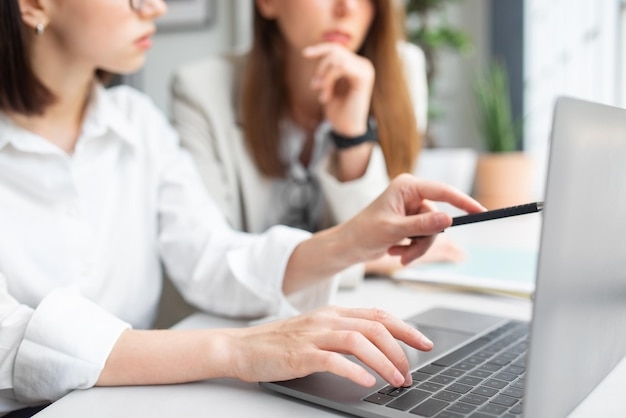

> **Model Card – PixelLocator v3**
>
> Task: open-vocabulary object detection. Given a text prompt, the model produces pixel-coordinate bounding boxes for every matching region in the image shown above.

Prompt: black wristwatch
[329,120,378,150]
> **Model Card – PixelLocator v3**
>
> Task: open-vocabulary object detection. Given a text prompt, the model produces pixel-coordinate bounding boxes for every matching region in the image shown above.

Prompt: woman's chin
[103,57,147,77]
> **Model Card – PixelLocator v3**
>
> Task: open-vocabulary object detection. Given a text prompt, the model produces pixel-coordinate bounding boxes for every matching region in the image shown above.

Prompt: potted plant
[472,61,534,209]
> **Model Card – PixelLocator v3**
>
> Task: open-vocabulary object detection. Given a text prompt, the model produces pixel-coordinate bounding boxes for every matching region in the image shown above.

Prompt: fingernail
[421,334,433,348]
[393,370,405,386]
[403,372,413,387]
[364,373,376,386]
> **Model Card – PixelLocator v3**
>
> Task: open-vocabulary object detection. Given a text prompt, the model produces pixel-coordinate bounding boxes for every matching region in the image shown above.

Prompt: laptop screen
[525,97,626,417]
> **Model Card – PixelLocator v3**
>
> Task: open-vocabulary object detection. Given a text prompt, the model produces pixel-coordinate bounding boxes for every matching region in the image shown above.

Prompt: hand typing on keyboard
[226,306,434,388]
[364,321,528,417]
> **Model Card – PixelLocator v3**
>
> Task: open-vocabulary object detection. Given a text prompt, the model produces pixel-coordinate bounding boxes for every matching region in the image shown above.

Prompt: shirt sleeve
[153,102,337,319]
[0,273,32,412]
[314,145,389,289]
[0,274,129,407]
[316,144,389,224]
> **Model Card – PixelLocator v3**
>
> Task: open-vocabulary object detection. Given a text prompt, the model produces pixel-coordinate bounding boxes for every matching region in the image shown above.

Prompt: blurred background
[126,0,626,204]
[142,0,626,327]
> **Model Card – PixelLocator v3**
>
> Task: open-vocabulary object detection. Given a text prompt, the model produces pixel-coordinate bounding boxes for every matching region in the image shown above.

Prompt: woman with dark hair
[0,0,484,415]
[172,0,462,283]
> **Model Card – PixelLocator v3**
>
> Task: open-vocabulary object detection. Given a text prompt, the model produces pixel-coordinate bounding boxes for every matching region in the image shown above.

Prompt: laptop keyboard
[364,320,528,417]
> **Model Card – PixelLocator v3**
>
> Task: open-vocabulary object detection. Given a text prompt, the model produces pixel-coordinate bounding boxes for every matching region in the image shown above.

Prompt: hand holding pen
[409,201,543,240]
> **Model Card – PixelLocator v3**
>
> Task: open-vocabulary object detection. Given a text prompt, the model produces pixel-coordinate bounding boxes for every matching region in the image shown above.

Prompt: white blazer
[170,42,428,234]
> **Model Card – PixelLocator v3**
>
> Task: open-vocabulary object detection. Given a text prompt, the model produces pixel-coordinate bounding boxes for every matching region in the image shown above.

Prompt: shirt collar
[82,83,139,150]
[0,112,58,155]
[0,113,18,151]
[0,83,138,154]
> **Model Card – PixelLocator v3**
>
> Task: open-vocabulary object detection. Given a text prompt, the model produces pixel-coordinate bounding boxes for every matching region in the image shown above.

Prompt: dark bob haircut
[0,0,111,116]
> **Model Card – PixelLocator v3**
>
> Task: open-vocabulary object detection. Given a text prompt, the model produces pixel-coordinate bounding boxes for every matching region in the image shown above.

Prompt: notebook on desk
[393,245,538,297]
[261,96,626,418]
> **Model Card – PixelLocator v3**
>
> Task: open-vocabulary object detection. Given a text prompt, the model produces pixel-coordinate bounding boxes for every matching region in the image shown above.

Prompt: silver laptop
[260,96,626,418]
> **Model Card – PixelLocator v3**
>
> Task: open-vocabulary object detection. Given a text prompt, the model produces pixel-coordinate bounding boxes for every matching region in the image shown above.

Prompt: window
[524,0,621,153]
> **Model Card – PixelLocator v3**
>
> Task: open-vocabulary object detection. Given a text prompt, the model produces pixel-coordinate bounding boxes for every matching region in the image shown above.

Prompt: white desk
[34,216,626,417]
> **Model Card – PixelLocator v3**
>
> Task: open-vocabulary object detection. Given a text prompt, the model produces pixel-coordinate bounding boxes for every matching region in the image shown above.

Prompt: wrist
[327,221,368,266]
[199,329,239,380]
[333,142,374,182]
[330,119,377,150]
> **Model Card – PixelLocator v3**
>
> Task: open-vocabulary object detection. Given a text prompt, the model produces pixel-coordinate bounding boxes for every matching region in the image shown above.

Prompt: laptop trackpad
[401,325,476,369]
[403,307,506,368]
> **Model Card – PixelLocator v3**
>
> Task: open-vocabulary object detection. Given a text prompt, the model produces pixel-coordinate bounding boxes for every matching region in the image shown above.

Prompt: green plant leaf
[473,61,519,153]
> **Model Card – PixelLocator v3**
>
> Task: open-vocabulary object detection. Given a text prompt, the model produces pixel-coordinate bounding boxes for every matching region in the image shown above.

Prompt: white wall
[524,0,622,153]
[523,0,622,197]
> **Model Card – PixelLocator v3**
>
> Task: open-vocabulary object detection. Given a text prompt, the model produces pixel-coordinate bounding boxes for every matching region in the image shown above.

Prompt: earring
[36,23,45,35]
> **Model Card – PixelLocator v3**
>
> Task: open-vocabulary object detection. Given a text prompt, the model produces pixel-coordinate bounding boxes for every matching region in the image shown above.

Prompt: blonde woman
[172,0,461,281]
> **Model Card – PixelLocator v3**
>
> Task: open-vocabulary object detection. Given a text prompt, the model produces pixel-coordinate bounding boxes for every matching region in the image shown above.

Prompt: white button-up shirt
[0,85,336,412]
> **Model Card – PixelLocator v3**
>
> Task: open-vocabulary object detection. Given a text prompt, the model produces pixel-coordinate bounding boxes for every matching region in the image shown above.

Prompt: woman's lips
[322,31,352,46]
[135,33,154,49]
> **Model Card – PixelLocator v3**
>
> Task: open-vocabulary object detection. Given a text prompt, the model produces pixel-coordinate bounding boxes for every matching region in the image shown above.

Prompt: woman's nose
[334,0,359,18]
[138,0,168,19]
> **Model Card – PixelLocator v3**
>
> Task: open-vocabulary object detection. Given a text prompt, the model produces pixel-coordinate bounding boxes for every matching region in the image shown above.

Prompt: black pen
[451,201,543,226]
[409,201,543,239]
